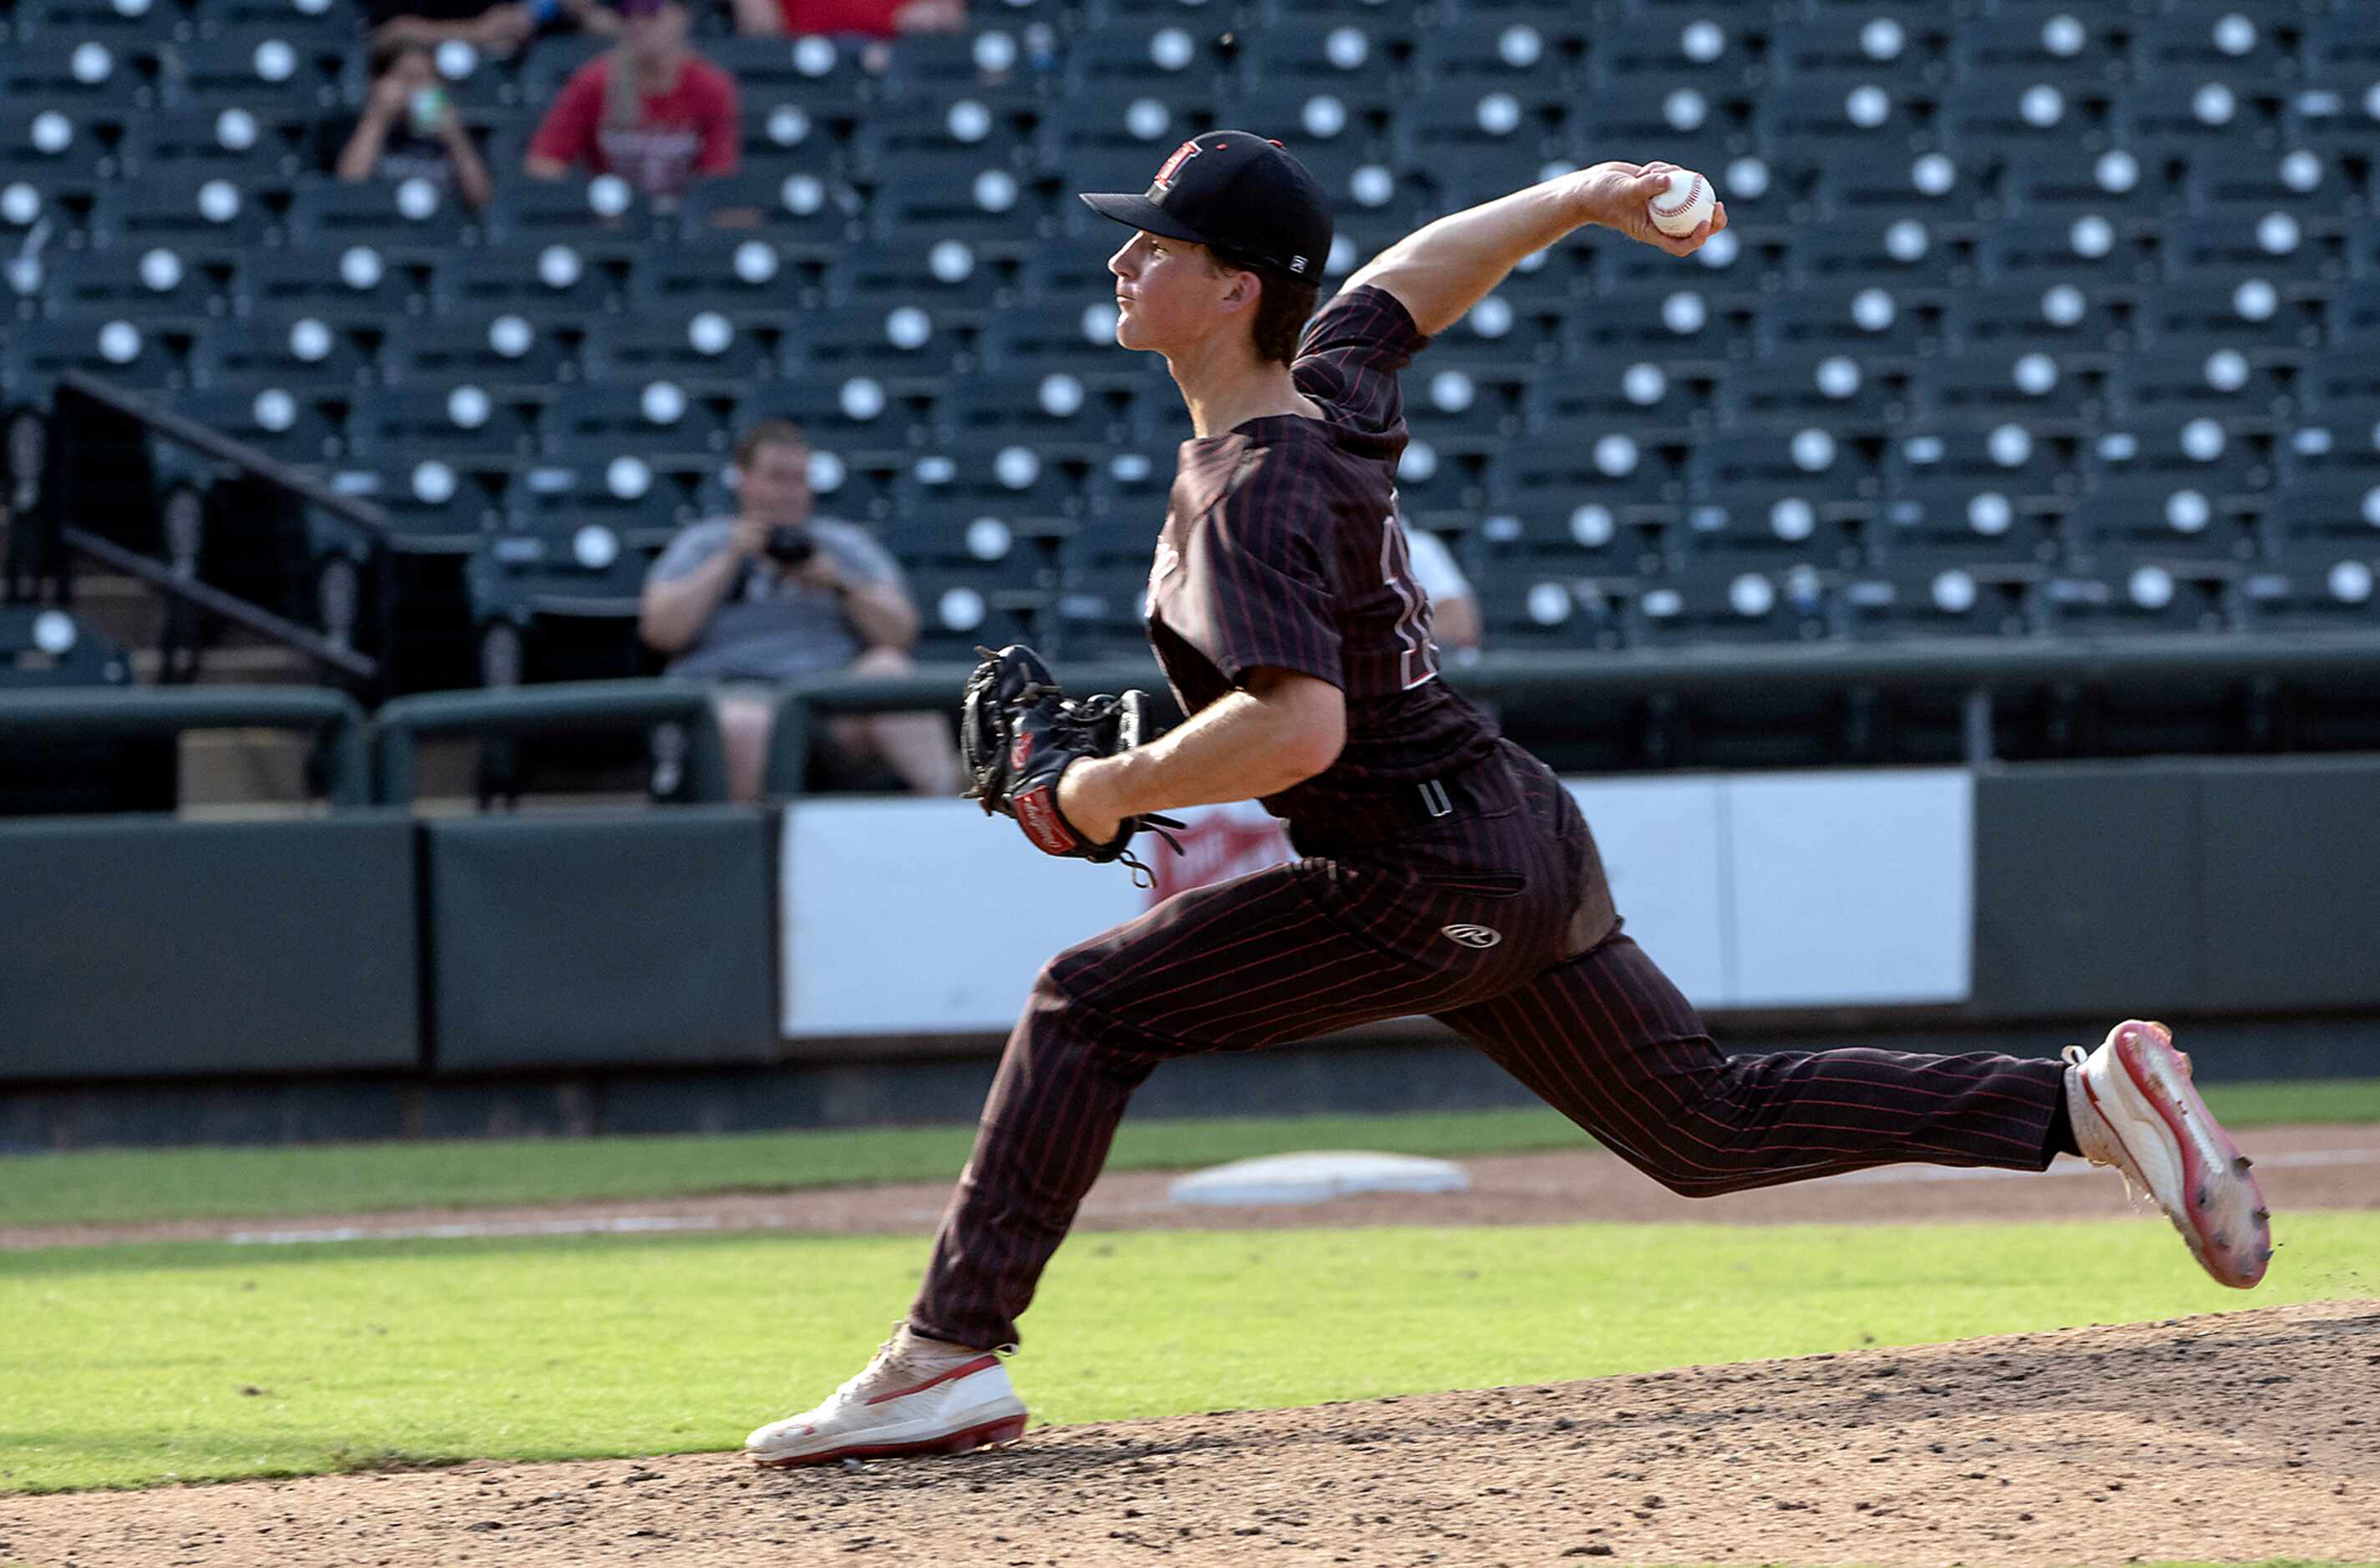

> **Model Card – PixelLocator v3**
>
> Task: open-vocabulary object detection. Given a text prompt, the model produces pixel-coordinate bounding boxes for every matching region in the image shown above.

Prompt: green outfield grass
[1,1211,2372,1492]
[6,1076,2377,1231]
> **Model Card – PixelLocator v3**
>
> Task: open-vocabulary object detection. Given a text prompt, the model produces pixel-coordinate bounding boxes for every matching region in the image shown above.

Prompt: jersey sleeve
[526,63,603,168]
[1173,455,1344,690]
[1290,283,1431,438]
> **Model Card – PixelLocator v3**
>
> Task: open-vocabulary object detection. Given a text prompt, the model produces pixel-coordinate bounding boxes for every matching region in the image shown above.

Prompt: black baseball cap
[1079,129,1333,281]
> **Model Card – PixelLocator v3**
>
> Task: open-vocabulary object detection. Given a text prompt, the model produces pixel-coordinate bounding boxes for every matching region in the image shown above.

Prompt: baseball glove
[959,643,1183,882]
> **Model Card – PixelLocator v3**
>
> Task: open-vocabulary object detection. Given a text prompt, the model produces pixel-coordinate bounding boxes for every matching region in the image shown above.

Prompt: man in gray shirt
[640,419,960,798]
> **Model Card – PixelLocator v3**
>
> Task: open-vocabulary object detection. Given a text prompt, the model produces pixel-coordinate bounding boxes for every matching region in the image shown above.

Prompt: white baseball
[1647,169,1714,237]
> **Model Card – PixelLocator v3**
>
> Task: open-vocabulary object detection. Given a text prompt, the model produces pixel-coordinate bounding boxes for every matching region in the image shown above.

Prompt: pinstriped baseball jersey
[1145,285,1504,821]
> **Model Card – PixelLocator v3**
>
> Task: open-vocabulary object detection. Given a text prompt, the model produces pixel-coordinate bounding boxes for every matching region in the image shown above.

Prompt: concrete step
[128,644,320,685]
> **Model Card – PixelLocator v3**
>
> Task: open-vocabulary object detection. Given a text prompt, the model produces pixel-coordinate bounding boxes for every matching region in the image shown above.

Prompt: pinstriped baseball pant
[909,746,2067,1353]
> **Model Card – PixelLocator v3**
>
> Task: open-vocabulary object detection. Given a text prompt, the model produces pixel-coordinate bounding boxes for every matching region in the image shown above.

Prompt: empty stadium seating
[0,0,2372,694]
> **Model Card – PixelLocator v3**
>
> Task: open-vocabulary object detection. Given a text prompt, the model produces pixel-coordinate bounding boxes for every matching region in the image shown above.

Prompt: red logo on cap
[1152,138,1207,190]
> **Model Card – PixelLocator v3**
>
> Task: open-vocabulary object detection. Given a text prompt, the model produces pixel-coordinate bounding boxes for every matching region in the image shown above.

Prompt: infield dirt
[3,1301,2373,1566]
[5,1128,2377,1566]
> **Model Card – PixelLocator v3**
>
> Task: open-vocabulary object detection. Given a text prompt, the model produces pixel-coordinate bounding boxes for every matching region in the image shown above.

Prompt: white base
[1167,1151,1471,1207]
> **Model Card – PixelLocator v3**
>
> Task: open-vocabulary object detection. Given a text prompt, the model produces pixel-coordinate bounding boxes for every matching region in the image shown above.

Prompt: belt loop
[1419,778,1453,818]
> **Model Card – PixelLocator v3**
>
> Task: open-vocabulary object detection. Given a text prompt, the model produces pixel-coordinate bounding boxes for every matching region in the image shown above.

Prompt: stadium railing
[0,684,369,806]
[368,678,729,805]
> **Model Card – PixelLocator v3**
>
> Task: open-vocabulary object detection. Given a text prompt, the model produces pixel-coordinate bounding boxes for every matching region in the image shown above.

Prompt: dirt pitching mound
[6,1301,2372,1567]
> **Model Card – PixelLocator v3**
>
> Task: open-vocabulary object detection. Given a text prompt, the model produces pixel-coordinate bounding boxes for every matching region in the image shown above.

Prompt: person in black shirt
[364,0,615,56]
[331,38,493,210]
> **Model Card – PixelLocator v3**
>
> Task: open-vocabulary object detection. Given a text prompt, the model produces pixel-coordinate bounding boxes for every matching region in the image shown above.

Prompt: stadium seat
[782,301,965,396]
[1997,144,2174,223]
[1950,6,2125,92]
[624,235,820,331]
[1716,347,1907,430]
[509,448,703,543]
[823,237,1012,332]
[2115,78,2286,170]
[1767,12,1952,89]
[1491,418,1683,553]
[1051,558,1155,661]
[2261,476,2380,558]
[847,86,1040,175]
[929,369,1131,465]
[1528,353,1708,439]
[1633,563,1836,648]
[89,167,277,265]
[703,33,879,119]
[1234,22,1407,95]
[231,242,420,326]
[1569,281,1748,371]
[285,176,484,262]
[1470,566,1628,652]
[325,458,507,550]
[1933,77,2113,164]
[380,313,577,402]
[1943,281,2121,358]
[2069,468,2266,566]
[2040,557,2238,637]
[1912,349,2104,432]
[158,28,346,114]
[2109,346,2293,429]
[1410,16,1578,94]
[1838,561,2038,640]
[581,311,779,400]
[676,161,858,251]
[736,375,927,463]
[121,105,312,185]
[1886,422,2074,506]
[18,0,192,42]
[2277,398,2380,482]
[1591,12,1764,89]
[0,604,130,686]
[1759,286,1937,363]
[2236,559,2380,634]
[1062,22,1229,101]
[0,312,181,404]
[1870,478,2064,569]
[29,242,223,333]
[1569,78,1743,181]
[2185,144,2356,221]
[1805,147,1980,224]
[2129,4,2302,94]
[1976,215,2145,289]
[1756,79,1927,164]
[1038,81,1214,189]
[165,382,343,467]
[2084,417,2276,515]
[901,436,1098,542]
[2302,352,2380,426]
[862,144,1056,257]
[186,311,372,396]
[1780,214,1962,291]
[347,383,539,468]
[1,38,156,114]
[875,25,1051,107]
[2163,212,2336,287]
[973,300,1155,397]
[463,525,651,680]
[2137,277,2322,355]
[431,240,618,320]
[0,105,119,200]
[489,174,670,251]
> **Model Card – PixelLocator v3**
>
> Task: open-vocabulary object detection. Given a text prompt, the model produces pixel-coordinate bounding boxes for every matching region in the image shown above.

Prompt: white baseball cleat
[746,1325,1027,1469]
[2064,1019,2272,1289]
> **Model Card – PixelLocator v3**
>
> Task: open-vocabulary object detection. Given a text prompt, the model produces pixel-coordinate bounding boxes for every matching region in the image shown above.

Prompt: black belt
[1289,751,1515,852]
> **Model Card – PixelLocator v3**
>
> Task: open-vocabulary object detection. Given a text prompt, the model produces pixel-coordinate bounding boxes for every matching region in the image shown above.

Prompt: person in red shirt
[524,0,737,206]
[727,0,961,42]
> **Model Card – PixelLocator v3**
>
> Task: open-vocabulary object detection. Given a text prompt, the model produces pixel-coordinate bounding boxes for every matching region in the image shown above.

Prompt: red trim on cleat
[2109,1021,2272,1290]
[750,1413,1027,1469]
[863,1353,1001,1405]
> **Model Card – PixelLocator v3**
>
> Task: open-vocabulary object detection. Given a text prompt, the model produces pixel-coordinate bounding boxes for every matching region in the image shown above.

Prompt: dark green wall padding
[0,813,418,1078]
[423,807,778,1071]
[1973,756,2380,1019]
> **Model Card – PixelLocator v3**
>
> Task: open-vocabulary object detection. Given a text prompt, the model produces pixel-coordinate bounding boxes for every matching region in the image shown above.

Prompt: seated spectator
[366,0,616,56]
[524,0,736,208]
[330,39,494,210]
[1400,516,1483,658]
[640,420,961,801]
[729,0,963,40]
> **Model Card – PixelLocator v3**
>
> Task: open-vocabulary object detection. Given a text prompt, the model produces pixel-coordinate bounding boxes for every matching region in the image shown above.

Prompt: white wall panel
[1566,778,1727,1008]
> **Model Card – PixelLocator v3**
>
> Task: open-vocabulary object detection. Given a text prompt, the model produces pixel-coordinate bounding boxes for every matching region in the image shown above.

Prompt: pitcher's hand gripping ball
[1647,169,1715,237]
[960,643,1184,880]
